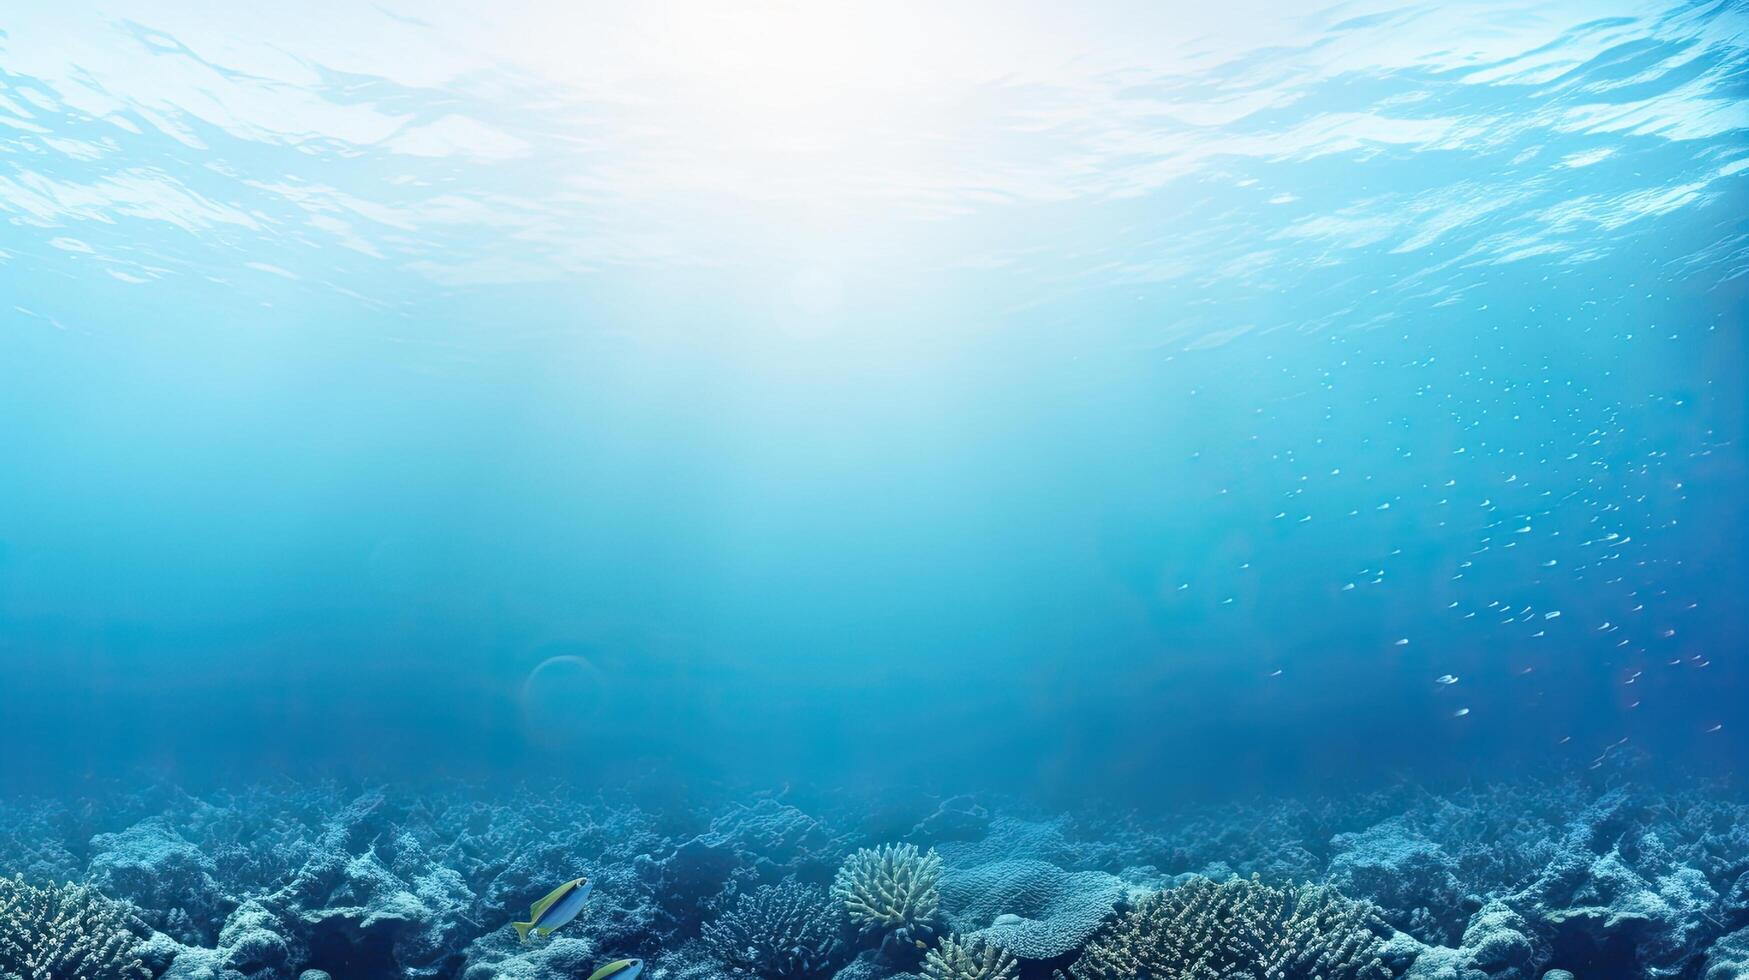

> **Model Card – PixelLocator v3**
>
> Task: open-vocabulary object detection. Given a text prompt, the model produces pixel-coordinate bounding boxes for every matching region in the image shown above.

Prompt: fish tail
[514,920,535,943]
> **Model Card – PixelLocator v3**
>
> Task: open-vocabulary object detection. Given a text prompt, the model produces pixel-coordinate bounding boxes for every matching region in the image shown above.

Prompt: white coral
[924,935,1019,980]
[1068,875,1390,980]
[832,843,942,940]
[0,875,150,980]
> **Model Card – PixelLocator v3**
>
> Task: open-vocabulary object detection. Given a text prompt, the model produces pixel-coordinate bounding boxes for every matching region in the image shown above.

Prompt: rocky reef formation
[1,776,1747,979]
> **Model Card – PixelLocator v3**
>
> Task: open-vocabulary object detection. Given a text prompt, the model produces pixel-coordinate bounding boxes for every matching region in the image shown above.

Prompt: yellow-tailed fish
[512,876,591,942]
[587,958,644,980]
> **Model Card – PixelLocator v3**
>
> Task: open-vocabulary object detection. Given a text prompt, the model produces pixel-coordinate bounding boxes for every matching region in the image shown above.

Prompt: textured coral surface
[1,776,1746,980]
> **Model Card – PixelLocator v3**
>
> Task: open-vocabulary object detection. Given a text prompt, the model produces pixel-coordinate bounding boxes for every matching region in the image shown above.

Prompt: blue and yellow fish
[512,876,592,942]
[587,959,644,980]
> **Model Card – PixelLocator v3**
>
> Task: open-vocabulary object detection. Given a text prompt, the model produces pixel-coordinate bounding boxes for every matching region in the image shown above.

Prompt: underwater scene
[1,1,1747,979]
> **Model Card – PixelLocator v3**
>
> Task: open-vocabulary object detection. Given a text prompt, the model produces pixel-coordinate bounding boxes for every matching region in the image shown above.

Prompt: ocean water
[2,2,1747,979]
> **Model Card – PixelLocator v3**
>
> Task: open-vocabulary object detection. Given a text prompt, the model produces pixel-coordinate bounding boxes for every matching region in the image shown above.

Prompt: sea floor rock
[1704,925,1749,980]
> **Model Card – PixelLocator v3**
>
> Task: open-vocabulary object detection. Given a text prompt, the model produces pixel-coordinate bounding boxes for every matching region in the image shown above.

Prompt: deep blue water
[1,0,1745,805]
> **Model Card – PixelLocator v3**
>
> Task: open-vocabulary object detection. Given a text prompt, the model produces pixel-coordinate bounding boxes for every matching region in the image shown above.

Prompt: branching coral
[701,880,844,978]
[1066,875,1391,980]
[923,934,1019,980]
[0,875,151,980]
[833,844,943,943]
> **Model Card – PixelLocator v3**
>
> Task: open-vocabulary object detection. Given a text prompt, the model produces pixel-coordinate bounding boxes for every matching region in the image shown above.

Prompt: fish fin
[513,921,534,944]
[529,880,574,922]
[538,927,554,937]
[587,960,636,980]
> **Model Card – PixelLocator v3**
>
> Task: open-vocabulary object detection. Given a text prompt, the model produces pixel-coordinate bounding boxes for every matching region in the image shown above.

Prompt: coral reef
[3,776,1749,980]
[921,935,1017,980]
[1328,819,1467,945]
[1458,901,1547,980]
[0,875,153,980]
[1067,875,1392,980]
[1503,789,1722,977]
[910,798,990,849]
[88,819,231,946]
[833,845,943,944]
[707,802,855,882]
[938,860,1122,960]
[457,929,596,980]
[1705,925,1749,980]
[700,880,844,978]
[0,810,82,891]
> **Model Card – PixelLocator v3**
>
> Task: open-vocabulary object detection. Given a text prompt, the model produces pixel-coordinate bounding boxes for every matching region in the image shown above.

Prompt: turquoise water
[1,1,1745,800]
[6,5,1749,980]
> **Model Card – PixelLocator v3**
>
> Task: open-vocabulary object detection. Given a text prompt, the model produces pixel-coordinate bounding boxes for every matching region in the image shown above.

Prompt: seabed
[3,773,1747,979]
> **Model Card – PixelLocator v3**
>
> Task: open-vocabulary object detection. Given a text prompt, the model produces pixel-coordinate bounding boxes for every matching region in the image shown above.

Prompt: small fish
[1706,724,1723,734]
[1453,707,1471,717]
[514,876,592,943]
[587,959,644,980]
[1435,674,1459,685]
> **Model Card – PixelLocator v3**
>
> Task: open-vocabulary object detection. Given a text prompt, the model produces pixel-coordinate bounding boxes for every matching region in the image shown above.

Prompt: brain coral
[0,875,152,980]
[940,859,1123,960]
[923,935,1019,980]
[1067,875,1392,980]
[833,844,943,942]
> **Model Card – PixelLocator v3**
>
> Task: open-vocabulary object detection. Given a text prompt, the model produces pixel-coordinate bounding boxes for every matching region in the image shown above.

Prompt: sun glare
[527,0,983,194]
[657,2,941,131]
